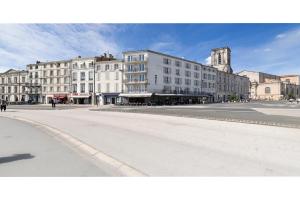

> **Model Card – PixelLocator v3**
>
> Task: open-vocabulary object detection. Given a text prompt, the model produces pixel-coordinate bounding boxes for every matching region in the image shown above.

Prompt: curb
[1,115,146,177]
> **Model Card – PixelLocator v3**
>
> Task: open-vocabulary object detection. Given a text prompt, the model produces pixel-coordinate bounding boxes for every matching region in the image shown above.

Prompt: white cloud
[234,27,300,74]
[276,34,286,39]
[205,56,211,64]
[0,24,122,71]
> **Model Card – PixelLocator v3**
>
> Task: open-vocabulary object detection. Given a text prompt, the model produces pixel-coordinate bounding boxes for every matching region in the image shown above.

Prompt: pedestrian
[50,98,54,108]
[53,98,56,108]
[1,99,7,112]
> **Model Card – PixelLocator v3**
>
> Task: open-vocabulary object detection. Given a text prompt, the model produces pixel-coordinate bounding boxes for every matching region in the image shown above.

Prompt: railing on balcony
[124,79,148,84]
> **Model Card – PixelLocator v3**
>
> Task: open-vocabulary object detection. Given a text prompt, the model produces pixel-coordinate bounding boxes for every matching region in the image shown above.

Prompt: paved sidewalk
[3,108,300,176]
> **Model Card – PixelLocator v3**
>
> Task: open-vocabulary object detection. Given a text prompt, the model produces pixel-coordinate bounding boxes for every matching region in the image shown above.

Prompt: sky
[0,23,299,75]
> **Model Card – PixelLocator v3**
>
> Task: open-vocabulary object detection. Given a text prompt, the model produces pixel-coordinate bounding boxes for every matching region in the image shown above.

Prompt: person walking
[53,98,56,108]
[50,98,54,108]
[1,99,7,112]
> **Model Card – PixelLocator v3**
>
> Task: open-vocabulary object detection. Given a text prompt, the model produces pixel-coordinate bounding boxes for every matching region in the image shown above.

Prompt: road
[2,107,300,176]
[0,116,117,176]
[95,102,300,129]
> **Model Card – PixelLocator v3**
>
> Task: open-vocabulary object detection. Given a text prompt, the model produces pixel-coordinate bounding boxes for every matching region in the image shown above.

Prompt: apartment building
[70,53,123,104]
[121,50,217,104]
[95,58,124,105]
[27,59,71,103]
[0,69,28,103]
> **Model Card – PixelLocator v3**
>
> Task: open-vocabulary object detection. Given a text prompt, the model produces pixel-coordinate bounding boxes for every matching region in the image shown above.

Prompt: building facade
[121,50,217,104]
[0,69,28,103]
[211,47,250,102]
[238,71,300,100]
[27,59,71,104]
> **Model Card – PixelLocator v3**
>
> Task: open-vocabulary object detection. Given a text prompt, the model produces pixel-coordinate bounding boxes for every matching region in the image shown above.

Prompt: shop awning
[119,93,153,97]
[71,95,91,98]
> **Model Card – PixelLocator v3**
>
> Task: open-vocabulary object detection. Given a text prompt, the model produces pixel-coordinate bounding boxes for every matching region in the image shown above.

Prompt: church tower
[211,47,233,74]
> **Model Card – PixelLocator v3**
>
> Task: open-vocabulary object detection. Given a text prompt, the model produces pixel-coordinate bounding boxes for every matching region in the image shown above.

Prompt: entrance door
[111,97,115,104]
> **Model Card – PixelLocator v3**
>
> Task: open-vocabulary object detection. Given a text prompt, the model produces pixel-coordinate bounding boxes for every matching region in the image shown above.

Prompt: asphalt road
[0,117,114,176]
[4,108,300,176]
[95,102,300,129]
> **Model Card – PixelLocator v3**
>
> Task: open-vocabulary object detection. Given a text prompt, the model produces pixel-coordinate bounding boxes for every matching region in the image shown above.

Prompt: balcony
[125,70,147,74]
[124,79,148,84]
[125,58,147,64]
[25,83,41,87]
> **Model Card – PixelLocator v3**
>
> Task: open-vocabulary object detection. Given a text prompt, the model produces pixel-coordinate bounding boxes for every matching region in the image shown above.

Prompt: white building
[121,50,217,104]
[0,69,28,103]
[95,59,124,105]
[27,59,71,104]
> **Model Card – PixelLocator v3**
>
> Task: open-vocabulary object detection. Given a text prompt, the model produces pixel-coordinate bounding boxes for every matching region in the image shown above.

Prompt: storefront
[97,93,121,105]
[70,93,91,104]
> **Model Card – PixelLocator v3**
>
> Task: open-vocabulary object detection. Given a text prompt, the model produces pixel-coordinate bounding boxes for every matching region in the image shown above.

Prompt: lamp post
[92,61,96,106]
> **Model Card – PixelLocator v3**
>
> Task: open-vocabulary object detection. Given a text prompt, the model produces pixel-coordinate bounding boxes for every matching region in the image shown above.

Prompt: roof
[0,68,28,74]
[211,47,231,51]
[122,49,215,69]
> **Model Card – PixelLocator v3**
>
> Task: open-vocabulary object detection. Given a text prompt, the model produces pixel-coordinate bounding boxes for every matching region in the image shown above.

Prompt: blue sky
[0,24,299,75]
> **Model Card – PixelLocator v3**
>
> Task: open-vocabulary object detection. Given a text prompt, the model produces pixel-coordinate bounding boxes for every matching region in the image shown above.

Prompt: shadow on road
[0,153,34,164]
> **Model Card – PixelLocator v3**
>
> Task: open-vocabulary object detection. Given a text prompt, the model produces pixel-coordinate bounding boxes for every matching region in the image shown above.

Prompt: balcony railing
[124,79,148,84]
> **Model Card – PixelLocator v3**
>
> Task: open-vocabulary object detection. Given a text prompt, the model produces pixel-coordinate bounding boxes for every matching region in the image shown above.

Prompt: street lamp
[92,61,96,106]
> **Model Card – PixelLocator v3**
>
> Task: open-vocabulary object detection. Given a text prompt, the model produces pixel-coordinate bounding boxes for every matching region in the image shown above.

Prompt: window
[73,63,78,69]
[163,67,171,74]
[72,84,77,93]
[127,55,132,62]
[89,83,93,92]
[8,87,11,93]
[50,78,53,84]
[175,60,181,67]
[163,76,171,84]
[218,53,222,64]
[57,70,60,76]
[43,79,47,84]
[175,69,180,76]
[72,72,77,81]
[115,72,119,80]
[14,77,17,83]
[139,64,145,71]
[50,70,53,76]
[185,71,191,77]
[64,77,68,84]
[105,72,109,80]
[89,71,93,80]
[163,58,171,65]
[80,63,86,69]
[127,65,133,72]
[57,86,60,92]
[105,64,110,71]
[114,64,119,70]
[80,83,85,93]
[139,74,145,81]
[35,72,38,78]
[185,79,191,85]
[57,78,60,84]
[194,65,200,71]
[175,77,182,85]
[80,72,85,81]
[194,80,200,86]
[203,73,207,79]
[50,87,53,92]
[14,86,17,93]
[208,74,211,80]
[194,72,199,78]
[265,87,271,94]
[163,85,172,93]
[185,63,191,69]
[139,54,144,61]
[89,62,93,68]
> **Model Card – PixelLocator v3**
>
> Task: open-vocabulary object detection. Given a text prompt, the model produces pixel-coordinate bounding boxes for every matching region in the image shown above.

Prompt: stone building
[27,59,71,104]
[238,71,300,100]
[0,69,28,103]
[211,47,250,102]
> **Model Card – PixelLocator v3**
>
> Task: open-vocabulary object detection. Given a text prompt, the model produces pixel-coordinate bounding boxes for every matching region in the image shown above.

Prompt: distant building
[238,71,300,100]
[0,69,28,102]
[211,47,250,102]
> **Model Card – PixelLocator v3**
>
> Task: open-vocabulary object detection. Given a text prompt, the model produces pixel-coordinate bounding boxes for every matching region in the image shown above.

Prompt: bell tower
[211,47,233,74]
